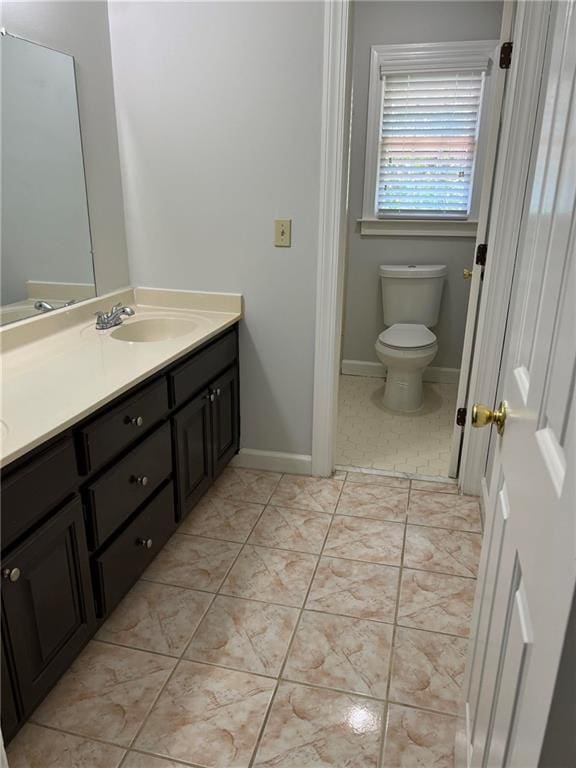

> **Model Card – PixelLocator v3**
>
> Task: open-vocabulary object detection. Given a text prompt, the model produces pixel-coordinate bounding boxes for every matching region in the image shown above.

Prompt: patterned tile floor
[8,469,482,768]
[336,375,458,476]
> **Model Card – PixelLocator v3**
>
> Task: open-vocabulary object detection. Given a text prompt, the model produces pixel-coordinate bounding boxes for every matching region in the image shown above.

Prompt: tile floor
[336,375,458,476]
[8,468,482,768]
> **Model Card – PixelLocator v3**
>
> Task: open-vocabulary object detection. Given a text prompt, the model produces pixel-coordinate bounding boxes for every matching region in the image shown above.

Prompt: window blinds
[377,70,484,217]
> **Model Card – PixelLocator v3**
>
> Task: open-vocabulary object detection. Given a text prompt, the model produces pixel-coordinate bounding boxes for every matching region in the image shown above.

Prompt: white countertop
[0,287,242,468]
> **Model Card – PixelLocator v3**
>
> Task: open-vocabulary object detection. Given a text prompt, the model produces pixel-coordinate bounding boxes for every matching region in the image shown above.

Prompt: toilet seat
[377,323,436,350]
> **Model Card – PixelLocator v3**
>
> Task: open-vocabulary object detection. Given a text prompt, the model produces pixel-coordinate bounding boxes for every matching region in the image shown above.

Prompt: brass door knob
[463,269,473,280]
[472,401,508,435]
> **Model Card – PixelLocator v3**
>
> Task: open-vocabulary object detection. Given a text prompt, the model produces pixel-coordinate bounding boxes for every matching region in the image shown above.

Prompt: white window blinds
[377,70,484,217]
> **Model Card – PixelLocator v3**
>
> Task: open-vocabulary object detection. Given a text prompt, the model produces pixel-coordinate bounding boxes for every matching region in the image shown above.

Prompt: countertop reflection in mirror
[1,30,96,326]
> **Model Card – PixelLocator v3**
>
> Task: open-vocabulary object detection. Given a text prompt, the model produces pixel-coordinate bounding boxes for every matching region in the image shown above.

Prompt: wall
[108,1,324,457]
[342,1,503,372]
[2,0,130,294]
[1,34,94,305]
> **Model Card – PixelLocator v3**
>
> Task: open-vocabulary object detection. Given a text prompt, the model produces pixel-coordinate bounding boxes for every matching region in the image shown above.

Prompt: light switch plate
[274,219,291,247]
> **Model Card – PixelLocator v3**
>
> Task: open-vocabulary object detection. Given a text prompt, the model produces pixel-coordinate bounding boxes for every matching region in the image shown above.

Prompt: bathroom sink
[110,318,200,342]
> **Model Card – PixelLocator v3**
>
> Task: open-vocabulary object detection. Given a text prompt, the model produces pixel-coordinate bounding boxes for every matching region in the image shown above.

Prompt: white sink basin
[110,318,201,342]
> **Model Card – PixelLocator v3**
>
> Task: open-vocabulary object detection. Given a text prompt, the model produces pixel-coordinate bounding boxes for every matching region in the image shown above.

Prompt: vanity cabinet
[172,363,240,520]
[1,640,20,743]
[173,390,213,519]
[1,496,95,714]
[0,323,240,742]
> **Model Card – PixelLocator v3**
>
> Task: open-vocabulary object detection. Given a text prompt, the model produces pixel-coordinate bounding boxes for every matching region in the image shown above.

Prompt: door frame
[458,0,553,496]
[311,0,551,494]
[311,0,351,476]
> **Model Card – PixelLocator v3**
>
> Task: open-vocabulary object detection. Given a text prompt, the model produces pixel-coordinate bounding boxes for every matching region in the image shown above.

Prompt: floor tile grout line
[24,720,132,755]
[377,479,411,768]
[168,513,482,549]
[246,475,349,768]
[122,587,219,757]
[120,748,204,768]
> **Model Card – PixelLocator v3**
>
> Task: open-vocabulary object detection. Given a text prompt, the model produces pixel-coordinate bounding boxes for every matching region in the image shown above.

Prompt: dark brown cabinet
[1,640,20,743]
[173,390,213,519]
[1,496,95,714]
[1,323,239,743]
[93,482,177,617]
[173,361,240,520]
[211,366,240,477]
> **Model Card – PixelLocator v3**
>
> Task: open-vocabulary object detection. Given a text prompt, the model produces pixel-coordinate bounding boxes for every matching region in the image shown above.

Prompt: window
[362,41,498,233]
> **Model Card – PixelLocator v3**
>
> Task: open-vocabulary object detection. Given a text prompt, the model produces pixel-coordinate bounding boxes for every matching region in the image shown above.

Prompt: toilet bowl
[375,264,446,412]
[375,323,438,412]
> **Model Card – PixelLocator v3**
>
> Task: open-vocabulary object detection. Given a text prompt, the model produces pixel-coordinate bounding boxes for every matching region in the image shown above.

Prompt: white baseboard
[230,449,312,475]
[341,359,460,384]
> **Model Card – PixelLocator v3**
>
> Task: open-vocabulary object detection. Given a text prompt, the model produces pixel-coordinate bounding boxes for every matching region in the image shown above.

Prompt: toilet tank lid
[379,264,447,278]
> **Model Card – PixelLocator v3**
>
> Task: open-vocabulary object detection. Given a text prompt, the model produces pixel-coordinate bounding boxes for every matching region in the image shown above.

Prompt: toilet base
[383,367,424,412]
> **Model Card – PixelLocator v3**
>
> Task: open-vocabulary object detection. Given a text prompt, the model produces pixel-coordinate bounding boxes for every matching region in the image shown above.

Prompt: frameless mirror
[1,32,96,326]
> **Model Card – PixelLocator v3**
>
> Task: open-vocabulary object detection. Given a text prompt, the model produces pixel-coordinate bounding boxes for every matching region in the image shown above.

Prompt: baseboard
[230,449,312,475]
[341,359,460,384]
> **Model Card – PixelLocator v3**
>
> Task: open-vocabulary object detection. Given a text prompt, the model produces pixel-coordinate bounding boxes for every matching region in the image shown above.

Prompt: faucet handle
[111,302,123,312]
[95,310,105,319]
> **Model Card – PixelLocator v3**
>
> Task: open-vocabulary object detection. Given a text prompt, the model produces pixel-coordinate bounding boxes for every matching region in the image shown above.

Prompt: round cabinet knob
[215,388,221,397]
[2,567,21,583]
[132,475,149,486]
[128,416,144,427]
[136,537,153,550]
[463,269,473,280]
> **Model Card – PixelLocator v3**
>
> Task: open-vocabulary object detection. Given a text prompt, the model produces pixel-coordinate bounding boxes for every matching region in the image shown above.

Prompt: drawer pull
[215,388,221,398]
[136,537,153,549]
[2,567,21,583]
[127,416,144,427]
[132,475,149,486]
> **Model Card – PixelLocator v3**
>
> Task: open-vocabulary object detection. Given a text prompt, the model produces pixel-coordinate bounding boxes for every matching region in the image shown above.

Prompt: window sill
[358,218,478,238]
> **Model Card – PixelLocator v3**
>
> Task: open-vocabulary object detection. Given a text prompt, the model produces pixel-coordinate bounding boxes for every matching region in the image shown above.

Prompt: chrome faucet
[34,299,76,312]
[34,300,56,312]
[95,302,135,330]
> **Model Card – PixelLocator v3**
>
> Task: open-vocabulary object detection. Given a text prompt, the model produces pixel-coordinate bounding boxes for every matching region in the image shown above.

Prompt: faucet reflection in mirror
[0,31,96,326]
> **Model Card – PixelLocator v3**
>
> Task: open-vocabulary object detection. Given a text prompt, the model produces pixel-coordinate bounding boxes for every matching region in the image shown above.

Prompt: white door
[448,6,515,479]
[461,2,576,766]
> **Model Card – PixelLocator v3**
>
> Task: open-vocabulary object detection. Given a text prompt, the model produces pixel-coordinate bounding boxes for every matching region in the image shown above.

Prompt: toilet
[375,264,447,412]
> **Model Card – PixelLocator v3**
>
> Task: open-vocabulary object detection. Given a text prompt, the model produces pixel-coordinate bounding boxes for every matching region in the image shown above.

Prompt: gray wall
[108,1,324,456]
[342,1,503,370]
[2,0,130,294]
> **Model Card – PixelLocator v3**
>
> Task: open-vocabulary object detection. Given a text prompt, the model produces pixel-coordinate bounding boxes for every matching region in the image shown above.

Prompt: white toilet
[375,264,447,412]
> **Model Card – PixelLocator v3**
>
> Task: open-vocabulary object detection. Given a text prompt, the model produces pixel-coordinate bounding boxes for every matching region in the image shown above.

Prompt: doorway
[332,1,508,482]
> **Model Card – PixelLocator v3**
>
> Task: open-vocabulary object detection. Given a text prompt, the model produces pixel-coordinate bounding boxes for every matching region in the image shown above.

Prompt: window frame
[361,40,499,236]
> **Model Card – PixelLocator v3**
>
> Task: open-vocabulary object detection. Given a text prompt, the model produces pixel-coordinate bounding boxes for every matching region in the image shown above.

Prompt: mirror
[1,32,96,326]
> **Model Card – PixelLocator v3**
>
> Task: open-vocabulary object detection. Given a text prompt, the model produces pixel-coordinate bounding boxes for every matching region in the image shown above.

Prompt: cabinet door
[211,365,240,477]
[1,496,95,715]
[172,390,212,520]
[1,638,20,743]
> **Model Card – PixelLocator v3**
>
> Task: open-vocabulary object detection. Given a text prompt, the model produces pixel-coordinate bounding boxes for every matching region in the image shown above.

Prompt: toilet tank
[379,264,447,327]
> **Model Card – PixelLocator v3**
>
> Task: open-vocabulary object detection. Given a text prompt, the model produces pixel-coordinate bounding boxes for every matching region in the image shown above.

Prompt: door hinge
[476,243,487,267]
[456,407,467,427]
[500,41,513,69]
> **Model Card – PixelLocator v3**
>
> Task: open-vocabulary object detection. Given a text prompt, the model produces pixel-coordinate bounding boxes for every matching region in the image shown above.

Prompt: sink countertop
[0,287,243,468]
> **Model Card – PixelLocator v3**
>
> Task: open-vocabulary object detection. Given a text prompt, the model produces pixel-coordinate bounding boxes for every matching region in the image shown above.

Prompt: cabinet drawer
[169,328,237,407]
[1,438,77,550]
[86,423,172,548]
[93,482,176,616]
[78,378,169,473]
